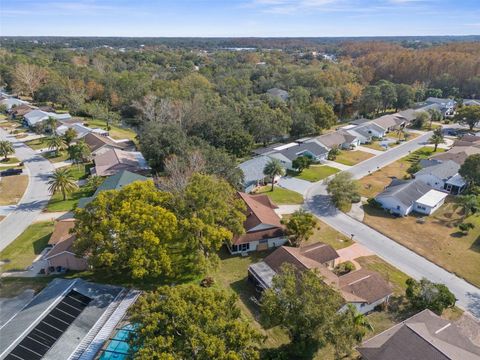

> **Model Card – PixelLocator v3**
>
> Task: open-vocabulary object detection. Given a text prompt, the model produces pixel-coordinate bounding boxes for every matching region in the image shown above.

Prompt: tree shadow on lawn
[470,236,480,253]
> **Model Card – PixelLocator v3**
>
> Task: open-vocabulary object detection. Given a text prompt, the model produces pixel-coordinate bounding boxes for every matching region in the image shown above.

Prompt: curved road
[0,128,54,251]
[305,131,480,318]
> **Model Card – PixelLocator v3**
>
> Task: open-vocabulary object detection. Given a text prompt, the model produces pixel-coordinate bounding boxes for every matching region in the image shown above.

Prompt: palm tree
[47,168,78,201]
[0,140,14,161]
[263,159,285,192]
[428,128,445,152]
[350,306,374,341]
[68,140,91,166]
[46,116,58,134]
[46,135,65,156]
[454,194,480,219]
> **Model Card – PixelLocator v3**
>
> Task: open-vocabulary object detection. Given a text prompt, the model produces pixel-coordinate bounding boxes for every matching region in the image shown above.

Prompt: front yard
[0,175,29,205]
[0,221,54,272]
[294,165,339,182]
[363,201,480,287]
[358,146,445,198]
[255,185,304,205]
[24,137,48,150]
[334,150,374,166]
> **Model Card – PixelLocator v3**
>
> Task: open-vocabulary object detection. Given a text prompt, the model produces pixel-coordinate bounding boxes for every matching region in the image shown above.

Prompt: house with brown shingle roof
[91,148,150,177]
[229,192,287,254]
[82,132,135,157]
[248,243,392,314]
[45,219,88,273]
[358,309,480,360]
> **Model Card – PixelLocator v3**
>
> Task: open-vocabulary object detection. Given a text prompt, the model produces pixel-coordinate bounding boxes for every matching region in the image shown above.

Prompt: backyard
[334,150,374,166]
[358,146,445,198]
[82,118,137,140]
[363,200,480,287]
[0,175,29,205]
[0,221,54,272]
[294,165,339,182]
[255,185,304,205]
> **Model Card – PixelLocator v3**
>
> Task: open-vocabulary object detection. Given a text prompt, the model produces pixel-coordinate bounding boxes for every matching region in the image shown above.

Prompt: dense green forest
[1,38,479,176]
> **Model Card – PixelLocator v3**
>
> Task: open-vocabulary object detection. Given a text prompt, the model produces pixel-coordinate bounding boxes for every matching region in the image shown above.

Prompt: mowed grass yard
[334,150,374,166]
[363,200,480,287]
[83,118,137,140]
[358,147,445,198]
[255,185,304,205]
[0,175,29,205]
[0,222,54,272]
[294,165,339,182]
[25,137,48,150]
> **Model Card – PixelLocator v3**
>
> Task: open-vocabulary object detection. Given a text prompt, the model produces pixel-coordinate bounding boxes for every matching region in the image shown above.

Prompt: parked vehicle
[0,168,22,176]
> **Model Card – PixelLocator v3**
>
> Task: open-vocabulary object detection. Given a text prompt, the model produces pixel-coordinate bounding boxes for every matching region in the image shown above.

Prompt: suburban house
[56,123,109,139]
[375,178,448,216]
[82,132,135,157]
[430,144,480,165]
[23,109,72,127]
[316,130,360,149]
[415,97,456,117]
[228,192,287,254]
[347,122,386,143]
[414,160,466,194]
[358,309,480,360]
[0,97,29,110]
[9,104,36,118]
[45,219,88,273]
[78,170,148,208]
[266,87,289,101]
[238,155,271,193]
[91,148,150,177]
[463,99,480,107]
[266,141,329,170]
[248,243,392,314]
[371,114,408,132]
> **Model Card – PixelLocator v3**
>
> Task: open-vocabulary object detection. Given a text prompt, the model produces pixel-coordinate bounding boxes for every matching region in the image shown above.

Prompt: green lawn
[68,163,93,180]
[83,118,137,140]
[363,142,386,151]
[43,150,70,163]
[334,150,374,166]
[25,137,48,150]
[0,277,56,298]
[0,157,20,165]
[0,222,54,272]
[46,185,94,212]
[294,165,339,182]
[255,185,304,205]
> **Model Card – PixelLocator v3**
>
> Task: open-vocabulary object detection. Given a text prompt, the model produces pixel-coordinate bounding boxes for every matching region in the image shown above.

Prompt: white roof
[25,110,71,125]
[340,124,357,130]
[446,173,467,187]
[0,98,28,109]
[273,142,298,151]
[415,189,448,207]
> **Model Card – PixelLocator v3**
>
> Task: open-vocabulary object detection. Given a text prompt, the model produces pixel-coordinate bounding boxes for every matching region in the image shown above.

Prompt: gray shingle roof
[415,160,460,181]
[376,179,432,208]
[238,155,271,186]
[275,141,328,161]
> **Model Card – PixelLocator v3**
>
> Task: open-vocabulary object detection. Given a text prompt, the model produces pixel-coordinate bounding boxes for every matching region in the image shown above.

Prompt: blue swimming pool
[98,324,134,360]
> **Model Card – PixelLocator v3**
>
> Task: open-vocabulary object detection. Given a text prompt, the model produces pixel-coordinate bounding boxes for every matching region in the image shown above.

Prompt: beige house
[45,219,88,273]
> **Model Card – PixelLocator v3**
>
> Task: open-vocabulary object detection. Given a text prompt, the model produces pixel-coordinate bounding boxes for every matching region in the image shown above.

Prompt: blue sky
[1,0,479,37]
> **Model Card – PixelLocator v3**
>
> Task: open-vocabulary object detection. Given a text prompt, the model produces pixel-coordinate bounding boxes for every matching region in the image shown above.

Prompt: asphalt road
[305,130,480,318]
[0,128,54,252]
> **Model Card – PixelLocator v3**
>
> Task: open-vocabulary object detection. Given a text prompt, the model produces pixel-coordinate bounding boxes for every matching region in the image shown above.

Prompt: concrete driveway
[305,130,480,318]
[278,177,311,195]
[0,128,55,251]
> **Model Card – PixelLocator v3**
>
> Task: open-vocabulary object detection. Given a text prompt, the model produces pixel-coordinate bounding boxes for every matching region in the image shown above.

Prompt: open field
[0,175,29,205]
[335,150,374,166]
[294,165,339,182]
[255,185,304,205]
[363,200,480,287]
[0,221,54,272]
[83,118,137,140]
[358,146,445,198]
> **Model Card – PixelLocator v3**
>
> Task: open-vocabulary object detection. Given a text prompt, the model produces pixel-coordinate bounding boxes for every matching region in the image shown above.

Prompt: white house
[414,160,466,195]
[0,98,29,110]
[24,110,72,127]
[266,141,329,170]
[413,189,449,215]
[228,192,287,254]
[375,179,433,216]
